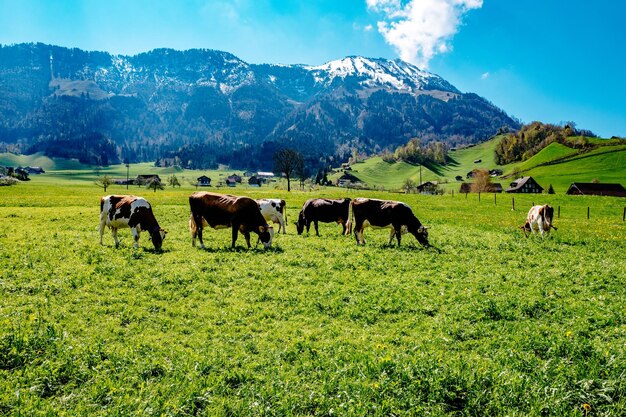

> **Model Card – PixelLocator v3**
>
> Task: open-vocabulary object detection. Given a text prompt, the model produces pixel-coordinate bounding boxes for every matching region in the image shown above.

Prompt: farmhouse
[25,166,45,174]
[337,172,362,187]
[566,182,626,197]
[197,175,211,186]
[225,177,237,187]
[459,182,503,193]
[136,174,161,185]
[248,176,265,186]
[506,177,543,193]
[257,172,274,180]
[228,174,242,183]
[416,181,439,195]
[243,170,256,177]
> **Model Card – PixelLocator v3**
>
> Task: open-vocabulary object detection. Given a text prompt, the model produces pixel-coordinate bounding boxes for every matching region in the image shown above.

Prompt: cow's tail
[282,200,287,225]
[345,200,354,235]
[189,213,198,245]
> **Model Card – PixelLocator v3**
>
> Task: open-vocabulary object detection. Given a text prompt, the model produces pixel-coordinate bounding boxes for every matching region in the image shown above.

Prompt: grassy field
[1,175,625,416]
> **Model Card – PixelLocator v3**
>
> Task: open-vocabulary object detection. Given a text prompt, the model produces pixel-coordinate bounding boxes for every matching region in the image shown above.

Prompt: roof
[566,183,626,197]
[338,172,362,182]
[197,175,211,180]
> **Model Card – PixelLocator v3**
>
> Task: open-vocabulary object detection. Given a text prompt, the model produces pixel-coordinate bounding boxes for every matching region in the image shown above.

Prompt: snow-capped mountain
[304,56,460,94]
[0,43,519,168]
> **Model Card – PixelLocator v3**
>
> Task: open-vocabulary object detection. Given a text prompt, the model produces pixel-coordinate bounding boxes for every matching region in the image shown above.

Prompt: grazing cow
[189,191,273,249]
[295,198,351,236]
[349,198,429,246]
[257,198,287,234]
[521,204,557,237]
[99,195,167,250]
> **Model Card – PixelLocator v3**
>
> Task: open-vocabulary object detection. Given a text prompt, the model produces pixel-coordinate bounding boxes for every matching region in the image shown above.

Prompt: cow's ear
[259,225,266,233]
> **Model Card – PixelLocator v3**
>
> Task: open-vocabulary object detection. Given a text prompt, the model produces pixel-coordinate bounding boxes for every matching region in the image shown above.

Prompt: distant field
[1,176,625,416]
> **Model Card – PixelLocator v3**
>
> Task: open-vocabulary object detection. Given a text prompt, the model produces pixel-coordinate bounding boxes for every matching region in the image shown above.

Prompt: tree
[470,169,492,193]
[403,178,416,194]
[168,174,181,188]
[547,184,555,194]
[95,174,113,193]
[273,148,304,192]
[146,177,165,192]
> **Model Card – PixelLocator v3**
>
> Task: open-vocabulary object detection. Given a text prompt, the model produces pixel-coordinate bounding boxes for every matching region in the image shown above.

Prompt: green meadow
[1,172,625,416]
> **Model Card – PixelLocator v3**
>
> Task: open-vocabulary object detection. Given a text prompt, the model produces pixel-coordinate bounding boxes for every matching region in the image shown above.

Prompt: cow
[295,198,351,236]
[189,191,274,249]
[521,204,557,237]
[257,198,287,234]
[349,198,429,246]
[99,195,167,250]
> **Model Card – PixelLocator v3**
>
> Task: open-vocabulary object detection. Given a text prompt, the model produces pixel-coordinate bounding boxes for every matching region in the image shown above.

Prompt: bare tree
[95,174,113,193]
[470,169,493,193]
[274,148,304,192]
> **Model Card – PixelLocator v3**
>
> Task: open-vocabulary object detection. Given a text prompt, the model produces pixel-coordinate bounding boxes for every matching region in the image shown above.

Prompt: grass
[1,175,625,416]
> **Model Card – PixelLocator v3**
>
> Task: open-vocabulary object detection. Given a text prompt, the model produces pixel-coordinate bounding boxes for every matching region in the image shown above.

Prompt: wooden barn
[505,177,543,193]
[197,175,211,186]
[337,172,362,187]
[566,183,626,197]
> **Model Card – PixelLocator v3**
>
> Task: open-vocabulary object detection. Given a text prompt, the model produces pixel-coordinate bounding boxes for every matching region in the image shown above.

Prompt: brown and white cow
[349,198,429,246]
[295,198,351,236]
[257,198,287,234]
[521,204,557,237]
[189,191,274,249]
[99,195,167,250]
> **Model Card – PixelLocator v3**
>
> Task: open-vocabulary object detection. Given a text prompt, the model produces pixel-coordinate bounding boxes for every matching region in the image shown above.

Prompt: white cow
[100,195,167,249]
[256,199,287,234]
[521,204,557,238]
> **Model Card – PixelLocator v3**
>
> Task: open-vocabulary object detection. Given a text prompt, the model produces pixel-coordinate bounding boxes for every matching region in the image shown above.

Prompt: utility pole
[125,161,130,190]
[419,164,422,186]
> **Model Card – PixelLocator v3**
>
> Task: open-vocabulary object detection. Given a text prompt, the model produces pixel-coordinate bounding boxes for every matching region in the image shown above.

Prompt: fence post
[512,197,515,211]
[558,206,560,219]
[494,193,497,205]
[623,207,625,222]
[478,192,481,202]
[587,207,590,220]
[466,192,468,200]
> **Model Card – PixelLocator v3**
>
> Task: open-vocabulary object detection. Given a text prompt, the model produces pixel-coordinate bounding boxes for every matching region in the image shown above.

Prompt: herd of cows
[99,191,556,251]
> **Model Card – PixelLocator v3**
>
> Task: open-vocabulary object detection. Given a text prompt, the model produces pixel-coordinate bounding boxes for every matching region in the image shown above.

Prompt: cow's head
[258,224,274,248]
[415,225,429,246]
[150,227,167,250]
[543,205,554,223]
[295,211,305,235]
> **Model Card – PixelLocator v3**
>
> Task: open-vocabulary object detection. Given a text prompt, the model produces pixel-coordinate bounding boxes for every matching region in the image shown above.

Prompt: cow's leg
[279,216,286,234]
[131,227,140,249]
[231,225,239,248]
[388,228,395,245]
[395,227,402,246]
[99,214,106,245]
[306,220,311,234]
[243,231,251,248]
[341,221,347,235]
[314,220,320,236]
[112,228,120,247]
[193,215,206,248]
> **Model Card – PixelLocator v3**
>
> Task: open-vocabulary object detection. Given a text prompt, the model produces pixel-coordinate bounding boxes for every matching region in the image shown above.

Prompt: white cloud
[367,0,483,68]
[364,24,374,32]
[481,71,490,80]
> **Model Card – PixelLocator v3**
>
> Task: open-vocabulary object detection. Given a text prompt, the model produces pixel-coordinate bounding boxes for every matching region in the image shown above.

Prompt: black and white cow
[189,191,274,249]
[257,198,287,234]
[349,198,429,246]
[99,195,167,250]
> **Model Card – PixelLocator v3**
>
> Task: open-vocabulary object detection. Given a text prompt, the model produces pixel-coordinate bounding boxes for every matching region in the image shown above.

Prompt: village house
[248,176,264,187]
[566,182,626,197]
[136,174,161,185]
[197,175,211,186]
[337,172,362,187]
[505,177,543,193]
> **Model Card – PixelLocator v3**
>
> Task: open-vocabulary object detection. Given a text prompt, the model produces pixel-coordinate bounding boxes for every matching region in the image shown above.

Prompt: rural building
[228,174,242,183]
[243,170,256,177]
[505,177,543,193]
[416,181,439,194]
[136,174,161,185]
[113,178,133,185]
[248,176,265,187]
[25,166,45,174]
[489,169,503,177]
[337,172,362,187]
[197,175,211,186]
[257,171,274,179]
[566,183,626,197]
[225,178,237,187]
[459,182,503,193]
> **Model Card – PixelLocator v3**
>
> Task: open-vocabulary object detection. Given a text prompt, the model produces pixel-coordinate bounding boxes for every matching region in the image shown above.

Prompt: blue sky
[1,0,625,137]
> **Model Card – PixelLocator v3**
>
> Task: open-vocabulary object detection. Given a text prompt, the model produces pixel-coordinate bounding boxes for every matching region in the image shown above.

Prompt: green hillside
[331,137,625,193]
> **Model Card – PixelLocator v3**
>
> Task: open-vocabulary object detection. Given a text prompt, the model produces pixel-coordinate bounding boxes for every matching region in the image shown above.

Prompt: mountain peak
[304,56,459,94]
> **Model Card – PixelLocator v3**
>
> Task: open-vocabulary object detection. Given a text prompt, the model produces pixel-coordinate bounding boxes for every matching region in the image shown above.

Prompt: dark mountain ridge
[0,43,520,169]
